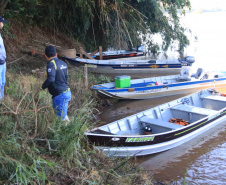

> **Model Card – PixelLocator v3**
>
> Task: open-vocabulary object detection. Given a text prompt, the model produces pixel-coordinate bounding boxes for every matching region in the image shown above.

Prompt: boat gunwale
[85,98,226,138]
[94,114,226,156]
[64,56,183,65]
[93,77,226,92]
[84,114,214,137]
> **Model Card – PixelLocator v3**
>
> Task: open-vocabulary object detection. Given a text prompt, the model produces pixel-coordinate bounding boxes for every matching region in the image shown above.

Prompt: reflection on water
[136,122,226,184]
[184,142,226,184]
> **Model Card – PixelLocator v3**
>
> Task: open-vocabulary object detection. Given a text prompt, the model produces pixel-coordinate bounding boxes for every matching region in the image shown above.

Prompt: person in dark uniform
[40,45,71,121]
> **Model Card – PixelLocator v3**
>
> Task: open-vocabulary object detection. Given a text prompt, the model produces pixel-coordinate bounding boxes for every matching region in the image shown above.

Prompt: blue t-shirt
[0,33,6,65]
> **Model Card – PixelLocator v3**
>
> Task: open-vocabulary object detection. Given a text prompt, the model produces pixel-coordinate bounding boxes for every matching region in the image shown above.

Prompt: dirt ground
[3,22,82,74]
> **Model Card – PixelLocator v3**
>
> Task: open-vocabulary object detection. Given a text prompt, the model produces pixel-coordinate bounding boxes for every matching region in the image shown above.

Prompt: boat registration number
[126,136,155,142]
[133,88,164,93]
[120,65,135,67]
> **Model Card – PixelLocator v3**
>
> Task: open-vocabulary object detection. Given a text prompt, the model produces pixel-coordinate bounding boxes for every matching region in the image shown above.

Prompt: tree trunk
[0,0,9,15]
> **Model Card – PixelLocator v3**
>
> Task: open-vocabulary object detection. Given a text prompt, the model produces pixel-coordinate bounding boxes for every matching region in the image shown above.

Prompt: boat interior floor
[90,94,226,136]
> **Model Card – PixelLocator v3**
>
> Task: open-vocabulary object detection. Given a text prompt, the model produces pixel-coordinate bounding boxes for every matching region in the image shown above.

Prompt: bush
[0,66,150,184]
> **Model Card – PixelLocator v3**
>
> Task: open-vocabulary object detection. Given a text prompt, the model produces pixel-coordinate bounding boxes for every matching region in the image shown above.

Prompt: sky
[190,0,226,11]
[182,1,226,72]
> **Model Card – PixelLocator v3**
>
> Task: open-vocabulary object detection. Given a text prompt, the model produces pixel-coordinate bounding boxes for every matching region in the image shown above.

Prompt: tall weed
[0,68,150,184]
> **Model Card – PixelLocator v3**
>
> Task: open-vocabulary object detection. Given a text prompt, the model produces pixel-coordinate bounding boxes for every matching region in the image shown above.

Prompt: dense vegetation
[2,0,191,52]
[0,65,151,184]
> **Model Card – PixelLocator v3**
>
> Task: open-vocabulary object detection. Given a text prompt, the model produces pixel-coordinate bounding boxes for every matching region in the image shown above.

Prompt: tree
[39,0,191,52]
[0,0,9,15]
[4,0,191,53]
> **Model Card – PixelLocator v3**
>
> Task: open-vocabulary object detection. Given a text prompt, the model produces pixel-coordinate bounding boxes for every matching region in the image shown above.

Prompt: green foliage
[55,100,96,168]
[183,168,189,185]
[0,71,95,183]
[3,0,191,52]
[4,0,39,24]
[89,74,112,85]
[0,68,150,184]
[0,131,54,184]
[9,158,52,185]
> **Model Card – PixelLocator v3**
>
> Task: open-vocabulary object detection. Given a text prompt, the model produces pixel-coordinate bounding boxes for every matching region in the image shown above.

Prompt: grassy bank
[0,65,151,184]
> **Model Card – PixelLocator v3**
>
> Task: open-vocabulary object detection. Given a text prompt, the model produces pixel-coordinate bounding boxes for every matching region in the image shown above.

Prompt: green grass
[0,66,150,184]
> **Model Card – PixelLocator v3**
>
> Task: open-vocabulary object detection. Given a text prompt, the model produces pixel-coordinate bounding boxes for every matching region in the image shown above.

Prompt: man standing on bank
[40,45,71,121]
[0,16,8,101]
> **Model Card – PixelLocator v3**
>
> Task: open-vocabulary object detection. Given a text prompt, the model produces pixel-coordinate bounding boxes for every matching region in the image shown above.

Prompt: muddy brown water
[99,66,226,185]
[99,94,226,184]
[98,9,226,184]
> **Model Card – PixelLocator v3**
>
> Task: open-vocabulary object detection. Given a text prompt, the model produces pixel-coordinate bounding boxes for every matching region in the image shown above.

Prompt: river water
[99,10,226,185]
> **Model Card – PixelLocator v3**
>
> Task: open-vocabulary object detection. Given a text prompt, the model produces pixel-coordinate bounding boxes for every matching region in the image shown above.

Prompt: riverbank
[0,24,155,184]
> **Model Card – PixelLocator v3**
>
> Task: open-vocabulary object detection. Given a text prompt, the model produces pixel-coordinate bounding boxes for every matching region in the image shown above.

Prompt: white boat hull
[85,89,226,157]
[63,56,194,74]
[96,115,226,157]
[88,66,181,74]
[98,80,226,99]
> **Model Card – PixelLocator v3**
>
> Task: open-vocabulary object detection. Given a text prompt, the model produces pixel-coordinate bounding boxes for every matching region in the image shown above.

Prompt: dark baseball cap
[0,16,8,24]
[45,45,56,57]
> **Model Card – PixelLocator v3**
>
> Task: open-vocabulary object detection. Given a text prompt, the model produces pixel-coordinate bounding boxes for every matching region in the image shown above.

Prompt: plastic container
[115,75,131,88]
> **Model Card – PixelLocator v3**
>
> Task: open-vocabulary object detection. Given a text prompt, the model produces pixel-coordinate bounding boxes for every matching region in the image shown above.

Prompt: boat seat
[140,116,183,130]
[195,68,204,79]
[202,95,226,102]
[201,95,226,110]
[171,104,218,116]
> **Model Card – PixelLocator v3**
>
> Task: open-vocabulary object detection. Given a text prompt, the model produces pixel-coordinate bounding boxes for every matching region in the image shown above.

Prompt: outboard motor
[177,56,195,81]
[137,45,146,52]
[185,56,195,66]
[137,45,147,56]
[178,66,192,81]
[179,56,195,66]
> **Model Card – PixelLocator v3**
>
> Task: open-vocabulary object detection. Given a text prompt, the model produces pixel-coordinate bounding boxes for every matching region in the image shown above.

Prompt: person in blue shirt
[0,16,8,101]
[40,45,71,122]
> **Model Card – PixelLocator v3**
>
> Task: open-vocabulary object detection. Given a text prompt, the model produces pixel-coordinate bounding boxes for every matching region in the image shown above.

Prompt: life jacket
[170,118,189,126]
